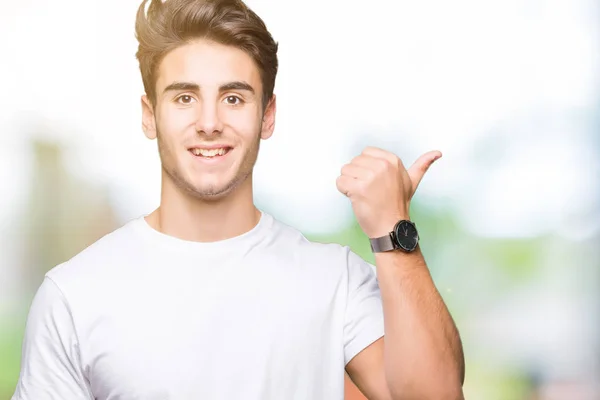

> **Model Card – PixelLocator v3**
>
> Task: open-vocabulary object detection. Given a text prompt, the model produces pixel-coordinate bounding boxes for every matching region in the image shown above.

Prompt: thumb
[407,150,442,194]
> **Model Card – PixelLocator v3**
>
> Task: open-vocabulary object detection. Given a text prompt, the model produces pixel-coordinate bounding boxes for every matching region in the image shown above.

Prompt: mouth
[188,146,233,160]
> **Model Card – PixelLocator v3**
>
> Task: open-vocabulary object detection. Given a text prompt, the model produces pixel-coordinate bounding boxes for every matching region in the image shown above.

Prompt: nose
[194,101,224,136]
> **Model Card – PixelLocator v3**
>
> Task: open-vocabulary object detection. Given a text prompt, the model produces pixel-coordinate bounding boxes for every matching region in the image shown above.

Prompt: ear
[260,94,276,140]
[141,95,157,140]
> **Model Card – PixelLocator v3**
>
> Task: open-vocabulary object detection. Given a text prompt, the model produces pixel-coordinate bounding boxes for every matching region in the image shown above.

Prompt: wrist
[369,216,419,253]
[368,213,410,239]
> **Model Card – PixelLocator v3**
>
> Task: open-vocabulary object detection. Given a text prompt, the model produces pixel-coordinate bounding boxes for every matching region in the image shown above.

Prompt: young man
[12,0,465,399]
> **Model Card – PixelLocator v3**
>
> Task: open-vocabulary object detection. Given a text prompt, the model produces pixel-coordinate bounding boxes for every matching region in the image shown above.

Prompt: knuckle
[356,180,368,194]
[366,169,377,181]
[377,159,390,172]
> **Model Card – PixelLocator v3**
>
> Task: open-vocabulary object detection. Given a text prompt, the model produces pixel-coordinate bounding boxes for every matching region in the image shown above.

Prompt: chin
[186,185,228,199]
[166,166,248,201]
[185,179,238,200]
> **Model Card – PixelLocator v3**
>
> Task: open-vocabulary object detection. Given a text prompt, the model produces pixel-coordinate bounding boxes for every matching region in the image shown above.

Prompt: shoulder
[268,215,374,273]
[45,216,144,293]
[269,215,350,258]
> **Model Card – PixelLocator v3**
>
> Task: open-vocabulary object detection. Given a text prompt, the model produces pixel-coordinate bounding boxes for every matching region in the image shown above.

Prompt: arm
[347,247,464,400]
[12,277,93,400]
[337,146,465,399]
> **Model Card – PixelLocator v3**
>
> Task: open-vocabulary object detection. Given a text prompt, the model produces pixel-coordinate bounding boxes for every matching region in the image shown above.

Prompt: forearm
[375,247,465,399]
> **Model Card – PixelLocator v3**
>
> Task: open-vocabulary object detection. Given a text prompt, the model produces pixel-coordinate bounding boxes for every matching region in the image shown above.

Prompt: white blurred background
[1,0,599,398]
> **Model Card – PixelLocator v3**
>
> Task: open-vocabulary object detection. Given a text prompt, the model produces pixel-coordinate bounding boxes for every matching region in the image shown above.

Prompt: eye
[176,95,195,105]
[224,95,242,105]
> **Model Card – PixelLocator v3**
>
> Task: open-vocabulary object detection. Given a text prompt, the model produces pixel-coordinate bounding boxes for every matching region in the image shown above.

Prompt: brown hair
[135,0,278,109]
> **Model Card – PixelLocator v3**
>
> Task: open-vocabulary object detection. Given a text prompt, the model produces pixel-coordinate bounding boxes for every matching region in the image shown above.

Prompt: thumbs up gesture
[336,146,442,238]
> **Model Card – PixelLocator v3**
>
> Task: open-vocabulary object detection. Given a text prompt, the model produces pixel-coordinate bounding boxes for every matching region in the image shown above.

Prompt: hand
[336,146,442,238]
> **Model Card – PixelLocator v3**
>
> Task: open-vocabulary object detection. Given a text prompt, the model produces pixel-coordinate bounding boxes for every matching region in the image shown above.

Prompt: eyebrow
[162,81,255,95]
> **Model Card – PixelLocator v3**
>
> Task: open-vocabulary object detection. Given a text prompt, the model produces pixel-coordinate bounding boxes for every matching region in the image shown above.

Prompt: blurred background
[1,0,599,399]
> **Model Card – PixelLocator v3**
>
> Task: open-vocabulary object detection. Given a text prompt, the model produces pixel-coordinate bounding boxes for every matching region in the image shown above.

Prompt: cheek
[158,107,195,134]
[224,109,262,138]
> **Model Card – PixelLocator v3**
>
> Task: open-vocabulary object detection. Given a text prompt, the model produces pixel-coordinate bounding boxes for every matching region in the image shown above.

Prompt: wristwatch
[369,220,419,253]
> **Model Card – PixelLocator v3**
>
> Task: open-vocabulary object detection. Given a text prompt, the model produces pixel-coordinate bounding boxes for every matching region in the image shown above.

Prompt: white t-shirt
[12,211,384,400]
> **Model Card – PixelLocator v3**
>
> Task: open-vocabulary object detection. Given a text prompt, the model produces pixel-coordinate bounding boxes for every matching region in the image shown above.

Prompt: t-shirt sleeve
[343,249,385,366]
[12,276,93,400]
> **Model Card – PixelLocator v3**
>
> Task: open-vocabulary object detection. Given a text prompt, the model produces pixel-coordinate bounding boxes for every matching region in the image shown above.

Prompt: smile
[189,146,232,159]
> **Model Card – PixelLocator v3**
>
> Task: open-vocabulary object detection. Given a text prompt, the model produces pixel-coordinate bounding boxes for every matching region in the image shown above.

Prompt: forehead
[156,39,262,94]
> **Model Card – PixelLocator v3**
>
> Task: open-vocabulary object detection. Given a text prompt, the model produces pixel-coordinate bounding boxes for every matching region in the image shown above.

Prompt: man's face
[142,39,276,200]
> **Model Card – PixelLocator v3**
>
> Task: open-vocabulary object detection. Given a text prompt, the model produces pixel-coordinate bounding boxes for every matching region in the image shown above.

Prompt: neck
[146,174,260,243]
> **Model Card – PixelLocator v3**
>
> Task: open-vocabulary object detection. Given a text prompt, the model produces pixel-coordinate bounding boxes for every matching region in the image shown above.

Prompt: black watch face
[394,220,419,251]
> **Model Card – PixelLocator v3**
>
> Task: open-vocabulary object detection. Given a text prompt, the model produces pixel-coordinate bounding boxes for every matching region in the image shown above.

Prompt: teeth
[192,148,228,157]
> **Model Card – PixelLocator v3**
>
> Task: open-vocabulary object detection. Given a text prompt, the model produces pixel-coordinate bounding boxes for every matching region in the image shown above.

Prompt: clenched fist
[336,146,442,238]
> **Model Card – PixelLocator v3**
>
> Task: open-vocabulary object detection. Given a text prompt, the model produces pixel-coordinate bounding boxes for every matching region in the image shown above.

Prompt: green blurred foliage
[0,314,25,400]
